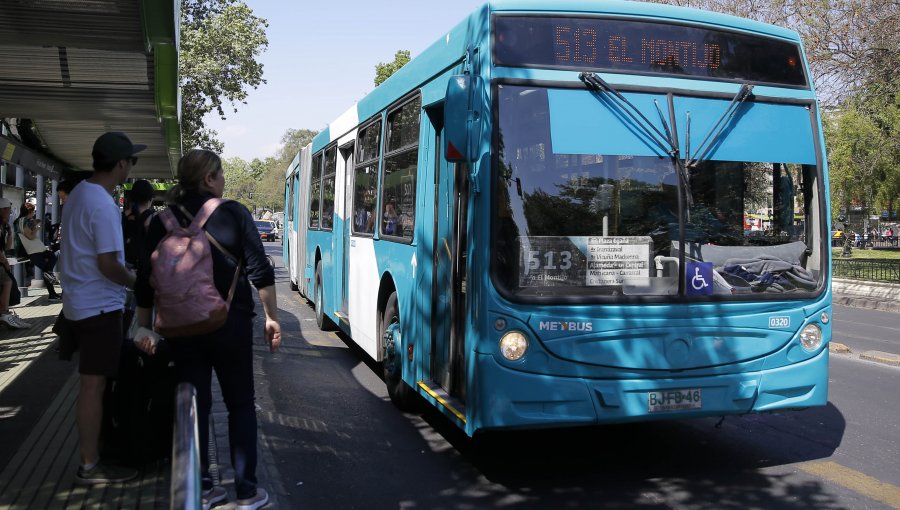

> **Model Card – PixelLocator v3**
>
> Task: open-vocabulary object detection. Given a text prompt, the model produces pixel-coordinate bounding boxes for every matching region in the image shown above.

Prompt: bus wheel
[382,292,418,411]
[314,261,333,330]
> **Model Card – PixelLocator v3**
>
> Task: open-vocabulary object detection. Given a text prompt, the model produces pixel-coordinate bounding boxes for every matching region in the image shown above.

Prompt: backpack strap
[138,208,155,230]
[157,208,181,233]
[187,197,225,230]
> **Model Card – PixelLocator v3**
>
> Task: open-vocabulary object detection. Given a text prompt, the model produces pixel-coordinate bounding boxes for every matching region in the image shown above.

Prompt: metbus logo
[539,321,593,332]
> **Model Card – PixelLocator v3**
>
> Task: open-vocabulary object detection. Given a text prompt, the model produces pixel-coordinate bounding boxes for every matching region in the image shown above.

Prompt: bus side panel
[347,236,380,359]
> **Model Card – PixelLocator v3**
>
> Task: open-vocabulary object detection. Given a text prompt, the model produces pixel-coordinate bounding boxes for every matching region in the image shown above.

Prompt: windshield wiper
[580,72,694,212]
[579,72,674,158]
[654,97,694,212]
[685,83,754,168]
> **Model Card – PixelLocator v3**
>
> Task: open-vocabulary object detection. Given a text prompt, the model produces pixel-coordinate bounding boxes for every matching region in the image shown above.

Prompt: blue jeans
[167,311,258,499]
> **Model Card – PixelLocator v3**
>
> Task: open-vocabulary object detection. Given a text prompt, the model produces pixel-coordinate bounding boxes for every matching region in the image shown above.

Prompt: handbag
[53,311,79,361]
[5,267,20,306]
[17,233,48,255]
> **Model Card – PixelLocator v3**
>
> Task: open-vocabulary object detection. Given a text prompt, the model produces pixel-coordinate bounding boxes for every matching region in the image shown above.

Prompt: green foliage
[276,129,317,167]
[832,248,900,260]
[374,50,411,86]
[221,156,256,206]
[180,0,269,151]
[644,0,899,106]
[219,127,319,216]
[647,0,899,220]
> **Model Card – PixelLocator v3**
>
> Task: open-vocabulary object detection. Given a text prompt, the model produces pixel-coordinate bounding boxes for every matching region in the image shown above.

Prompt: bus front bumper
[471,347,828,431]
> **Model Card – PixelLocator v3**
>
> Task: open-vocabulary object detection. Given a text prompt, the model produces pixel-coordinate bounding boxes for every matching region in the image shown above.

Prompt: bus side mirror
[444,74,482,162]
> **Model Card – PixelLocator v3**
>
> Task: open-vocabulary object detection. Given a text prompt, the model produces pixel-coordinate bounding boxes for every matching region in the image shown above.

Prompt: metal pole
[34,174,45,282]
[13,165,26,290]
[51,179,59,226]
[170,383,201,510]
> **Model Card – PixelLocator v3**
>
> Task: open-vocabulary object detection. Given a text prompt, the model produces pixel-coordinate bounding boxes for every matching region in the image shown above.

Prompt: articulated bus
[284,0,832,436]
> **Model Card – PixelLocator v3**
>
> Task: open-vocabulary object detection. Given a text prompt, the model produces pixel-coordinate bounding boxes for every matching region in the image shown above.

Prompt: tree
[826,100,899,220]
[222,156,256,206]
[374,50,411,86]
[644,0,900,106]
[646,0,900,220]
[180,0,269,151]
[275,128,317,167]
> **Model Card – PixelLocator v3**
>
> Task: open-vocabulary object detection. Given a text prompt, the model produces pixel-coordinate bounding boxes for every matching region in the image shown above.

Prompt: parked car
[831,229,844,247]
[256,220,277,242]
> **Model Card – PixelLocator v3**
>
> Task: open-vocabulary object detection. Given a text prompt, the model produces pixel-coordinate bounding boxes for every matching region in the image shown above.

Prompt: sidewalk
[0,286,267,509]
[832,278,900,313]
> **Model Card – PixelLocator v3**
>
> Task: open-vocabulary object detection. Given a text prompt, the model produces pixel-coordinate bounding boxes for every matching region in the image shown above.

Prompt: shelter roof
[0,0,181,179]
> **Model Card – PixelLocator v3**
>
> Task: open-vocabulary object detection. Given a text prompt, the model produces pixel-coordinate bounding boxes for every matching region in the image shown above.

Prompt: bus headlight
[499,331,528,361]
[799,324,822,351]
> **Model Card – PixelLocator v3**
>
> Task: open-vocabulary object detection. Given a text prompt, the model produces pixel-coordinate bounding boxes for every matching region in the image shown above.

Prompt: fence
[832,234,898,248]
[832,258,900,283]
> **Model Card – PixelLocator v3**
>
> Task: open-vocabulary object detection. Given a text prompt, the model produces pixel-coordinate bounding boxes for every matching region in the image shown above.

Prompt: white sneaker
[0,314,14,328]
[0,313,28,329]
[9,311,31,328]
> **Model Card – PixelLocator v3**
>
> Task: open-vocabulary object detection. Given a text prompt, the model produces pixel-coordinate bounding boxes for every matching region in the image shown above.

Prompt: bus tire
[382,292,418,412]
[314,261,334,331]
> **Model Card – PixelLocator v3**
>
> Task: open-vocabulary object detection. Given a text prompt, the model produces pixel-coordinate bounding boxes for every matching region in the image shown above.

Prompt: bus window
[381,95,421,240]
[322,146,336,231]
[353,119,381,235]
[493,84,821,300]
[309,152,322,229]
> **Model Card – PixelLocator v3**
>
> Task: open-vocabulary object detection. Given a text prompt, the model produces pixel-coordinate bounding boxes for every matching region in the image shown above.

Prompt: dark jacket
[134,191,274,317]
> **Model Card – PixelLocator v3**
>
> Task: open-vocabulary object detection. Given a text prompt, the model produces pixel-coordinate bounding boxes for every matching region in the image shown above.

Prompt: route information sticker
[519,236,652,287]
[585,236,651,285]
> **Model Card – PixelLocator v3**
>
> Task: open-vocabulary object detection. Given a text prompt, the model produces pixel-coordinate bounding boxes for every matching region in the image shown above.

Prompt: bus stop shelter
[0,0,181,285]
[0,0,181,179]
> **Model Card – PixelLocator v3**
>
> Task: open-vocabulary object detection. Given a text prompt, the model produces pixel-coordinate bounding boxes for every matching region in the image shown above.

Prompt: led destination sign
[494,16,807,87]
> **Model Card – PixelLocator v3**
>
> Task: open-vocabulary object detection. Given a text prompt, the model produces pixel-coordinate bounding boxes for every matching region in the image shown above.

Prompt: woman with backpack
[133,149,281,510]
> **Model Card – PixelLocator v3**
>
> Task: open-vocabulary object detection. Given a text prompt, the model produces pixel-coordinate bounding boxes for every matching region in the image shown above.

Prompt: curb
[832,279,900,314]
[859,351,900,367]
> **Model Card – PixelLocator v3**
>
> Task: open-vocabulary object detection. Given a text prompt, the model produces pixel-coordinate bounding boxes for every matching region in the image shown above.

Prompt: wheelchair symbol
[691,267,709,290]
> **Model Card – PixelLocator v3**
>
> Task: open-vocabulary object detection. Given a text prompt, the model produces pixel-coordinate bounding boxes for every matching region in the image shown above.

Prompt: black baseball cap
[92,132,147,165]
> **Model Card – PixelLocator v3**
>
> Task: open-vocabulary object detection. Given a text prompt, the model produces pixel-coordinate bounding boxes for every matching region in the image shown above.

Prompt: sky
[204,0,486,162]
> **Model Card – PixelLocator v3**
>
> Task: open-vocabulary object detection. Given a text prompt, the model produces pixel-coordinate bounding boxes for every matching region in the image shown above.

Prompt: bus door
[432,128,469,401]
[339,143,354,315]
[288,173,301,289]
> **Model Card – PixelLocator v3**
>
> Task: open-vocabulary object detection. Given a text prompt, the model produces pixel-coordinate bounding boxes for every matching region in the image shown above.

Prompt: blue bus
[284,0,832,435]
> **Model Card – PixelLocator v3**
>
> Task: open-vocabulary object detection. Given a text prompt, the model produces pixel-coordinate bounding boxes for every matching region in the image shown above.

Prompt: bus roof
[310,0,803,153]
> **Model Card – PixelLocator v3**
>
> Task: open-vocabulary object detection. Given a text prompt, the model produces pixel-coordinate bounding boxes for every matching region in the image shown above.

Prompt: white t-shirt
[59,181,126,320]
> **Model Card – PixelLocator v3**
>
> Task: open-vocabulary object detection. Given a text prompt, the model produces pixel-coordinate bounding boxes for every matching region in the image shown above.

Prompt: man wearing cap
[0,197,31,329]
[60,131,144,484]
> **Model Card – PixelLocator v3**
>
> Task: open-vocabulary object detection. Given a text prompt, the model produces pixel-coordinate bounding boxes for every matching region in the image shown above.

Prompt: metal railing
[833,258,900,283]
[170,383,201,510]
[832,235,899,248]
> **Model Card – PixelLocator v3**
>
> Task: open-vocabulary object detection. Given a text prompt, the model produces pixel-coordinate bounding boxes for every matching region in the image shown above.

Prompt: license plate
[648,388,702,413]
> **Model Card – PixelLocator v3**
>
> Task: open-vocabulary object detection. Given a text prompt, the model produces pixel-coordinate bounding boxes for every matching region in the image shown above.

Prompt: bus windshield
[492,84,824,301]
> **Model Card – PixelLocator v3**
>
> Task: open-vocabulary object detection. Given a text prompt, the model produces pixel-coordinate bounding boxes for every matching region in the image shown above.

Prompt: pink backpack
[150,198,240,337]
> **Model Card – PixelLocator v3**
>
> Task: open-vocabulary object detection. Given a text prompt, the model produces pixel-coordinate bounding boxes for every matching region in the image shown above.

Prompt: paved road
[260,247,900,510]
[831,304,900,355]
